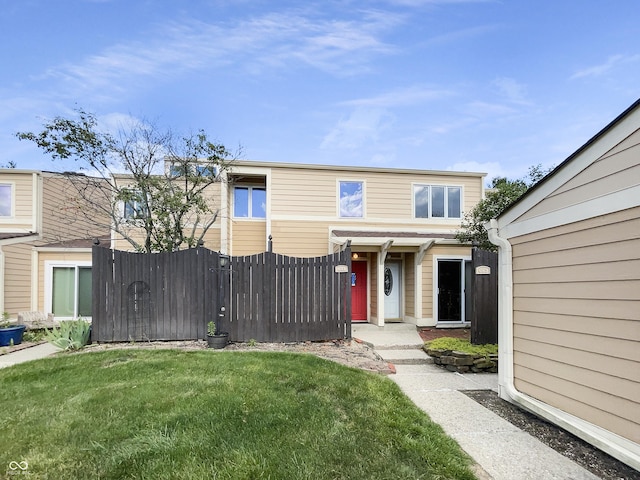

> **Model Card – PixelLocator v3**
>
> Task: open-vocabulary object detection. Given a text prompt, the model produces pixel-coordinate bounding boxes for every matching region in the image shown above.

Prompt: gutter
[485,219,640,471]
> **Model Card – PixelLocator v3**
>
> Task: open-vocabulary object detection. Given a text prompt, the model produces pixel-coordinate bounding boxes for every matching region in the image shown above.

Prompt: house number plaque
[475,266,491,275]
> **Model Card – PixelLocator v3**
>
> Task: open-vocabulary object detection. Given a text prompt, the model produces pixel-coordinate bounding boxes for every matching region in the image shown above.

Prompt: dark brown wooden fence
[225,248,352,342]
[91,244,352,343]
[92,246,220,342]
[470,247,498,345]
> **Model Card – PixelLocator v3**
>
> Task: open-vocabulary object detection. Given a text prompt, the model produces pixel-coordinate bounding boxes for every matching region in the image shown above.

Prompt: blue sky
[1,0,639,182]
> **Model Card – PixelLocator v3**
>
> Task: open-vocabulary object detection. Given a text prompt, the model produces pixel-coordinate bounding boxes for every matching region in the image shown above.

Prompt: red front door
[351,261,368,321]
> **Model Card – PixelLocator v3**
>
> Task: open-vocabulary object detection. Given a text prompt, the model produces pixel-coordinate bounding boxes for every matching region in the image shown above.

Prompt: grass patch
[0,350,477,479]
[427,337,498,356]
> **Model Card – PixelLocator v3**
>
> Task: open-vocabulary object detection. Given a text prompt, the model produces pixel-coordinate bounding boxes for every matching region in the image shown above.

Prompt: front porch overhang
[330,229,460,327]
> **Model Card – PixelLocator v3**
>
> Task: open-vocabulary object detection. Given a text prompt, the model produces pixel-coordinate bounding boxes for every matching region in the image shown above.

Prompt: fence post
[217,253,230,335]
[343,240,352,339]
[471,247,498,345]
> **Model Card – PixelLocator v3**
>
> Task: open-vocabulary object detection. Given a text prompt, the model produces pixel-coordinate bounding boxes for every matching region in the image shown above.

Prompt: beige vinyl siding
[510,207,640,443]
[13,175,34,223]
[40,175,109,244]
[230,221,267,256]
[37,251,92,313]
[3,243,33,314]
[369,257,378,318]
[270,169,336,217]
[515,128,640,223]
[405,253,415,317]
[200,225,221,251]
[421,261,433,318]
[269,166,483,222]
[270,221,330,257]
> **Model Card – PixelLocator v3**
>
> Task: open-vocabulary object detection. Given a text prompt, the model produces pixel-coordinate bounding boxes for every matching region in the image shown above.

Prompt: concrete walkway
[353,323,600,480]
[0,342,61,369]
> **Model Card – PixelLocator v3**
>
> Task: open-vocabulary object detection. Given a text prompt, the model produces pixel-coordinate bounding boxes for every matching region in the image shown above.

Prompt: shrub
[46,319,91,351]
[427,337,498,356]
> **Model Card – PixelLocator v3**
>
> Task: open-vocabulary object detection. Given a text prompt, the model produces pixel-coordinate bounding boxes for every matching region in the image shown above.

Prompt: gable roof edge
[496,98,640,229]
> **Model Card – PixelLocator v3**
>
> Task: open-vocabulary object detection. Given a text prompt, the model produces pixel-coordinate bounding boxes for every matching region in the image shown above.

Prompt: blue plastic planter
[0,325,26,346]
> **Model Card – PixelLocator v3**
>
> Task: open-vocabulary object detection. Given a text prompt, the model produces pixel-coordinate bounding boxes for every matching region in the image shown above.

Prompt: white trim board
[497,184,640,239]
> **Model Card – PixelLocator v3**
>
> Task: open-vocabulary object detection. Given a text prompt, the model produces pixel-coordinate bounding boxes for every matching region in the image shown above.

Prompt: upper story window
[339,181,364,218]
[234,186,266,218]
[170,163,219,178]
[122,190,148,220]
[196,165,219,177]
[414,185,461,219]
[0,184,12,217]
[124,199,146,220]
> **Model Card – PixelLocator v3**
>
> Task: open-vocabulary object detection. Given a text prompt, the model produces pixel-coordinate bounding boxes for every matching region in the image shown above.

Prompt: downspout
[485,219,516,402]
[486,219,640,470]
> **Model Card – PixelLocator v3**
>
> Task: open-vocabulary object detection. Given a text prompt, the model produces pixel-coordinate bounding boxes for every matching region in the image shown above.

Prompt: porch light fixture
[352,253,359,259]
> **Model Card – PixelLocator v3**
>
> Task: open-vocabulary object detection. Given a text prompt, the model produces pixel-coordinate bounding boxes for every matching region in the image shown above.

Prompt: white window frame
[413,184,462,219]
[233,185,266,219]
[44,261,92,320]
[120,189,150,221]
[338,180,365,218]
[0,182,14,218]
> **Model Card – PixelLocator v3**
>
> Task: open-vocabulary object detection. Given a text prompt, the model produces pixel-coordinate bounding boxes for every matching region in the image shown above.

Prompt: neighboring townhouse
[112,161,486,327]
[0,170,109,320]
[8,162,485,328]
[487,99,640,470]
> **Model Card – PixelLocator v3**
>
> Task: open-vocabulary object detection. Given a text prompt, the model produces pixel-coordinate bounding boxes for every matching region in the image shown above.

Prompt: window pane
[52,267,75,317]
[234,187,249,217]
[251,188,266,218]
[339,182,363,218]
[0,184,11,217]
[414,185,429,218]
[78,267,92,317]
[124,201,135,219]
[196,165,217,177]
[431,186,445,217]
[447,187,461,218]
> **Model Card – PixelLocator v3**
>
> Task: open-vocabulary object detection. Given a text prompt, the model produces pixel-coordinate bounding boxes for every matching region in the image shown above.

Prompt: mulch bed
[418,327,470,343]
[464,390,638,480]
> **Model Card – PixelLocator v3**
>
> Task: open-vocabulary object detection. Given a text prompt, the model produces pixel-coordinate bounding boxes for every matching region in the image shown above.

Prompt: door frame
[432,254,471,325]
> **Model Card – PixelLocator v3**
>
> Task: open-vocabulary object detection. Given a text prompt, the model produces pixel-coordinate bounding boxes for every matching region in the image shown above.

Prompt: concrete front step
[377,348,434,365]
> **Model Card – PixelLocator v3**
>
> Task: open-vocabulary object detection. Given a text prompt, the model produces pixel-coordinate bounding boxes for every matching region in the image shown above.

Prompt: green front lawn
[1,350,477,479]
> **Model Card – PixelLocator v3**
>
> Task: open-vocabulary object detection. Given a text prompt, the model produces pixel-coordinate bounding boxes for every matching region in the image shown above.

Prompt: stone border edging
[424,347,498,373]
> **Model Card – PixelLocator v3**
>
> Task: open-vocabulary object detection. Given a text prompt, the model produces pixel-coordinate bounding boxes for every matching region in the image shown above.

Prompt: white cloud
[34,9,401,103]
[492,77,531,105]
[340,85,454,108]
[465,101,516,118]
[570,53,640,80]
[321,108,395,150]
[385,0,493,6]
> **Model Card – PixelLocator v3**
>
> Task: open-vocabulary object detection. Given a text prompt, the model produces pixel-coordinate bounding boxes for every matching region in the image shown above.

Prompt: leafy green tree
[456,165,552,251]
[18,108,238,252]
